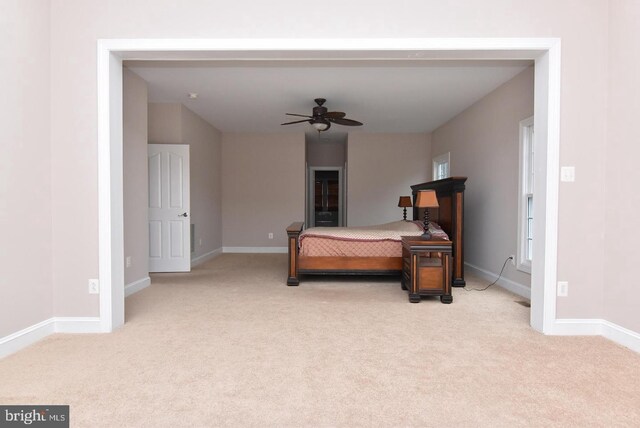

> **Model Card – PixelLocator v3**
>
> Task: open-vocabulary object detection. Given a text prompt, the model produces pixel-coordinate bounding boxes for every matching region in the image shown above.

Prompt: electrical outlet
[509,255,516,266]
[557,281,568,297]
[88,279,100,294]
[560,166,575,182]
[125,256,131,268]
[268,233,274,240]
[199,238,202,247]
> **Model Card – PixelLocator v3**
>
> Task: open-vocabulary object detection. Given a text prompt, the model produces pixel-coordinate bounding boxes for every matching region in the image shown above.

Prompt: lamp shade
[398,196,412,208]
[415,190,439,208]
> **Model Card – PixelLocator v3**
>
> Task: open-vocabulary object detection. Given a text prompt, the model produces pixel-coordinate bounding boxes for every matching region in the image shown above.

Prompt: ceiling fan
[281,98,363,132]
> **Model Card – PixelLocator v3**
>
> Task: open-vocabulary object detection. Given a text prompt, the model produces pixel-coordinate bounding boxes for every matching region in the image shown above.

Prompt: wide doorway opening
[99,39,560,334]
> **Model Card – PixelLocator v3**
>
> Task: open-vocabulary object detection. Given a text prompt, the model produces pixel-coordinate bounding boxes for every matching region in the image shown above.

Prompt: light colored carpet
[1,254,639,427]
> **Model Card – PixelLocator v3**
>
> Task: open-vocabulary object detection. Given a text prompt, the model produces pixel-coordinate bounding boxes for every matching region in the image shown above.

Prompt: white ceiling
[127,59,531,136]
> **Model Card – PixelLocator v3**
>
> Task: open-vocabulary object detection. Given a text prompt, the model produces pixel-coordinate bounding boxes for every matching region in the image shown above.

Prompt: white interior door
[148,144,191,272]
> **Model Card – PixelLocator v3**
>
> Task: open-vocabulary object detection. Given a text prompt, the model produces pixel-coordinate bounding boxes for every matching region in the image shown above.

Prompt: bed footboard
[286,222,304,286]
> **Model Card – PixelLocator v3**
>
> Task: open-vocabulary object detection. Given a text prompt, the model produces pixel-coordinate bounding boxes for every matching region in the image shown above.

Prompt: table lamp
[415,190,439,239]
[397,196,412,221]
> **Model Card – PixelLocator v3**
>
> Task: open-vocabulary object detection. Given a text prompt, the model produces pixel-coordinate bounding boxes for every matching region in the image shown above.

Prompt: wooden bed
[286,177,467,287]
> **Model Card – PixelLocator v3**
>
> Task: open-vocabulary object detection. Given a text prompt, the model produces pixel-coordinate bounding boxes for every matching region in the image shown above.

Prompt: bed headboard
[411,177,467,286]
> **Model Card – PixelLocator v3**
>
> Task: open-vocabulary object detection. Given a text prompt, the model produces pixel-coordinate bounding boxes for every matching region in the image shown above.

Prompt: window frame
[517,116,534,274]
[432,152,451,181]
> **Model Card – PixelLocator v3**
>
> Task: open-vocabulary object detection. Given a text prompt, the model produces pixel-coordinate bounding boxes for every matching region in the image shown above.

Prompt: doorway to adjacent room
[308,167,343,228]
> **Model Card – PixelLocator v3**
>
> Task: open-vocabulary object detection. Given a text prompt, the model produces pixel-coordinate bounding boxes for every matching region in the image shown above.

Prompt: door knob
[179,212,188,217]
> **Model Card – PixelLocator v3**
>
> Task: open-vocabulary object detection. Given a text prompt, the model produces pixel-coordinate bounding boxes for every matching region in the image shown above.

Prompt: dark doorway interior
[314,170,340,227]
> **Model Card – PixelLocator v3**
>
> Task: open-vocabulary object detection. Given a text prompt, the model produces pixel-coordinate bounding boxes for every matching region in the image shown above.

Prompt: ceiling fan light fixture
[311,119,331,132]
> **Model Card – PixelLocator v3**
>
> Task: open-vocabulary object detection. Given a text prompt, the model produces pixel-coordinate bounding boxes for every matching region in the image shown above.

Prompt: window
[432,152,450,180]
[517,116,534,273]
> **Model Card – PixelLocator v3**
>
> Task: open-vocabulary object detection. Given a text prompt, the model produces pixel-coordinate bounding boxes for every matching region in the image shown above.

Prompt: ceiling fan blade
[327,117,363,126]
[283,99,361,128]
[281,119,311,126]
[286,113,313,118]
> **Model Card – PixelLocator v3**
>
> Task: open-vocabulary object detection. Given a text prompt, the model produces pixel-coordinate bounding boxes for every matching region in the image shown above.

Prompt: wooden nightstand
[401,236,453,303]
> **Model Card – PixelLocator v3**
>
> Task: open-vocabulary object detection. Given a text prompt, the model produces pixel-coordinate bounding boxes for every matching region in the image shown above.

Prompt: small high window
[432,152,450,180]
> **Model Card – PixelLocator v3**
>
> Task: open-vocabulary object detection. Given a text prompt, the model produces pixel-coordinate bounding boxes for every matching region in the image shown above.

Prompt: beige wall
[604,0,640,332]
[148,103,223,258]
[148,103,182,144]
[348,133,431,227]
[123,68,149,286]
[222,133,305,247]
[0,0,52,336]
[306,136,347,167]
[432,67,534,289]
[181,105,223,256]
[0,0,633,336]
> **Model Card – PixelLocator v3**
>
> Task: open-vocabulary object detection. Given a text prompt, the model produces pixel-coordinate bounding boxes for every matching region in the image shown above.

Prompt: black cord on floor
[464,256,512,291]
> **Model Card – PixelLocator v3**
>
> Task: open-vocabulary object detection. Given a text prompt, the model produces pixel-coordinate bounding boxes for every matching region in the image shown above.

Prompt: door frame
[98,38,561,334]
[307,166,344,228]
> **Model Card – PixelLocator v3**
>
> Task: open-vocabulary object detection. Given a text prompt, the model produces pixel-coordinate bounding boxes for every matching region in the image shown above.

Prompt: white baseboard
[191,248,222,267]
[0,317,102,359]
[222,247,287,254]
[552,318,602,335]
[465,262,531,299]
[124,276,151,297]
[54,317,102,333]
[0,319,56,359]
[554,319,640,353]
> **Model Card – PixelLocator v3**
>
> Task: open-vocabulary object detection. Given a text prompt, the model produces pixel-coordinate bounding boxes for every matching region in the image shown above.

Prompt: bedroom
[121,58,534,302]
[123,58,533,285]
[91,39,565,338]
[2,1,640,426]
[3,1,638,346]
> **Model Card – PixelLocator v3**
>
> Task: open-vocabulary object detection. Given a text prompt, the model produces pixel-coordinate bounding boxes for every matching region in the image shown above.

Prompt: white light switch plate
[560,166,575,182]
[557,281,568,297]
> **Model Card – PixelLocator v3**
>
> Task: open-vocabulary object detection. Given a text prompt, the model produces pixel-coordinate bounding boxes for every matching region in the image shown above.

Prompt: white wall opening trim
[98,37,561,334]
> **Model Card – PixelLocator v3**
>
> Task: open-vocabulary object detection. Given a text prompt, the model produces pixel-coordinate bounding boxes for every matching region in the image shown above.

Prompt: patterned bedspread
[299,220,448,257]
